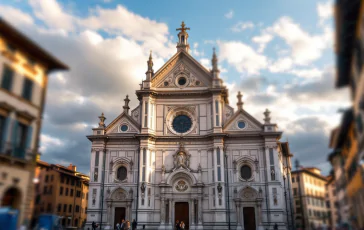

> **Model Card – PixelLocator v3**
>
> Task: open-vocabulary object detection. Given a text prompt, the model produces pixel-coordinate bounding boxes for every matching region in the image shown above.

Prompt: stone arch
[166,169,197,186]
[1,186,22,209]
[108,186,129,200]
[234,155,258,182]
[110,157,133,182]
[239,186,259,201]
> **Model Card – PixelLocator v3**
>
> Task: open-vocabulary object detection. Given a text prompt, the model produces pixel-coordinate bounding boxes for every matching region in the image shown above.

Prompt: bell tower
[176,21,190,52]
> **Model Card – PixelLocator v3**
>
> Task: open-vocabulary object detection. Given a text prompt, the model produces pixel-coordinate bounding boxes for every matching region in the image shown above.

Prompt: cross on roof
[176,21,190,33]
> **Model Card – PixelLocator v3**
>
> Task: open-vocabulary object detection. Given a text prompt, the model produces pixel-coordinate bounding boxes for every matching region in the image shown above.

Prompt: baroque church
[86,22,294,230]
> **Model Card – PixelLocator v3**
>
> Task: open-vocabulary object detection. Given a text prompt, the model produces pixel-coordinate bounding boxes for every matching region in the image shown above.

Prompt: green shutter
[1,66,14,91]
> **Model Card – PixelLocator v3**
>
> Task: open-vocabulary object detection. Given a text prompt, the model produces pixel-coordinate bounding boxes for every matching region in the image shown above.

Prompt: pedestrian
[92,221,98,230]
[175,220,180,230]
[274,223,278,230]
[126,220,131,230]
[132,219,137,230]
[120,219,125,230]
[116,222,121,230]
[180,221,185,230]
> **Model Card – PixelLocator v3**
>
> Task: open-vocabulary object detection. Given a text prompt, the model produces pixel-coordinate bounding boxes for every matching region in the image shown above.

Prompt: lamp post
[295,160,305,230]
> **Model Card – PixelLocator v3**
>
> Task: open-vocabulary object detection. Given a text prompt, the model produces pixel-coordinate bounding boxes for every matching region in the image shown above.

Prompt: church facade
[86,22,294,230]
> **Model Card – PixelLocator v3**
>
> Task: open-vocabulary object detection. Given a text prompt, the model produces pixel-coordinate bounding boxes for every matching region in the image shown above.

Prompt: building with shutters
[32,161,89,228]
[291,167,330,229]
[85,22,294,230]
[0,18,68,227]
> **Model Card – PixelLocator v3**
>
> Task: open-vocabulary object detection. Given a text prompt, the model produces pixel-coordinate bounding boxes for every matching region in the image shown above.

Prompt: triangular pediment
[105,112,140,134]
[223,109,263,132]
[152,50,212,89]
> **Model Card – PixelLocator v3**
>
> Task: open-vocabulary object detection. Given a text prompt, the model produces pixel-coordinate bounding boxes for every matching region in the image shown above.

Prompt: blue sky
[0,0,350,174]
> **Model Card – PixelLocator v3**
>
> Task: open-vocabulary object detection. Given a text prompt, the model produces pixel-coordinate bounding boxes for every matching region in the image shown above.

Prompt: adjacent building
[333,0,364,228]
[0,18,68,227]
[32,161,89,228]
[325,175,339,229]
[86,22,294,230]
[291,167,329,229]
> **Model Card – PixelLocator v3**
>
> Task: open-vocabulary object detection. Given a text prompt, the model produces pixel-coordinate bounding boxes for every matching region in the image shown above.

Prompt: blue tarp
[0,207,19,230]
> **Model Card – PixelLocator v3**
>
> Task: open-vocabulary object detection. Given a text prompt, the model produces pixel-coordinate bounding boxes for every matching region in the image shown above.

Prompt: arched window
[117,166,127,181]
[240,165,252,180]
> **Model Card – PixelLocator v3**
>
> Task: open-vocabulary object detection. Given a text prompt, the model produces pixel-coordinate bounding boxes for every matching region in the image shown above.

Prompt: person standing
[175,220,180,230]
[125,220,130,230]
[116,222,121,230]
[132,219,137,230]
[92,221,98,230]
[120,219,125,230]
[180,221,185,230]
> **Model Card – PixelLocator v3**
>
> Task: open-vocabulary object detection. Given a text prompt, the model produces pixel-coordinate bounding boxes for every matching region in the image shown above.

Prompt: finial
[176,21,190,33]
[145,51,153,81]
[237,91,243,110]
[176,21,190,52]
[98,112,106,128]
[264,108,271,124]
[123,95,130,114]
[211,47,220,79]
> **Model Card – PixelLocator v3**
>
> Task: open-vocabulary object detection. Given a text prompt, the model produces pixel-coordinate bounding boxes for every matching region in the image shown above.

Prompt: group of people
[116,219,137,230]
[175,220,186,230]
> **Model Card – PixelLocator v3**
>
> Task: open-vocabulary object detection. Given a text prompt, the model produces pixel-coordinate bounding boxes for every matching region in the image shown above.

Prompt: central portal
[114,207,126,228]
[243,207,256,230]
[175,202,189,230]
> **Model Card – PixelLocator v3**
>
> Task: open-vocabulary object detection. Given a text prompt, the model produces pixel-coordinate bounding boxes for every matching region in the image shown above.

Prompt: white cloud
[317,1,333,25]
[290,68,323,79]
[200,58,210,69]
[29,0,75,31]
[231,21,254,32]
[218,41,268,75]
[0,4,34,26]
[224,10,234,19]
[269,57,293,73]
[40,134,65,153]
[252,32,273,53]
[271,16,328,65]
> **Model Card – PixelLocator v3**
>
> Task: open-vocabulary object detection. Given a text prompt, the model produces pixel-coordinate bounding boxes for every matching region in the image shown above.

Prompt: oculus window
[172,115,192,133]
[117,166,127,181]
[240,165,252,180]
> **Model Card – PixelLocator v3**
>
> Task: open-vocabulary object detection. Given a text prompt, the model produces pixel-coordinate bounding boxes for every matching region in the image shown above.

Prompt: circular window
[164,81,169,86]
[195,80,200,86]
[120,125,128,132]
[178,77,187,86]
[238,121,246,129]
[117,166,127,181]
[240,165,252,180]
[172,115,192,133]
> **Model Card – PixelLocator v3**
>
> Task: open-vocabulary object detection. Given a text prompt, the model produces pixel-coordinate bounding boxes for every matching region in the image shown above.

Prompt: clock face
[172,115,192,133]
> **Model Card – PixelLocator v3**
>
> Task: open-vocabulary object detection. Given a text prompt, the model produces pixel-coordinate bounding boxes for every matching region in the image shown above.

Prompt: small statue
[129,188,133,198]
[141,182,146,194]
[94,171,98,182]
[161,164,166,174]
[217,183,222,194]
[271,169,276,181]
[197,163,202,173]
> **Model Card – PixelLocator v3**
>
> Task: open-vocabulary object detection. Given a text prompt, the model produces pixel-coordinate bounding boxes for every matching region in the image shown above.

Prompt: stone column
[127,202,131,220]
[169,199,172,225]
[256,202,264,230]
[198,198,202,224]
[191,199,195,225]
[161,198,165,224]
[236,203,243,230]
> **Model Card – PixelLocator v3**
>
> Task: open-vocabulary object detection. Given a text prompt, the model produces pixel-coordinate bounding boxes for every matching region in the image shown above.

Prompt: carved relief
[175,180,188,192]
[240,187,258,200]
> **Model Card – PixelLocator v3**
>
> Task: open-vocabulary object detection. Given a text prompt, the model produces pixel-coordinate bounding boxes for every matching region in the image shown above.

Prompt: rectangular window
[77,191,81,197]
[60,187,63,195]
[269,148,274,164]
[21,78,33,101]
[142,167,146,182]
[63,204,67,212]
[76,205,80,212]
[143,149,146,165]
[70,189,73,196]
[216,115,220,126]
[144,101,148,128]
[57,204,61,212]
[0,115,6,143]
[95,151,99,167]
[215,100,220,126]
[212,170,215,182]
[1,65,14,91]
[15,122,28,157]
[215,100,219,113]
[43,186,47,195]
[45,175,49,182]
[217,167,221,181]
[50,175,54,182]
[293,188,297,196]
[216,148,221,165]
[68,204,72,213]
[48,185,52,195]
[71,179,75,186]
[65,188,69,196]
[292,177,295,183]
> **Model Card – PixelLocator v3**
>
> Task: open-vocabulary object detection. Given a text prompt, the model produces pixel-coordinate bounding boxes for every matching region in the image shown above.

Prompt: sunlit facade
[0,18,67,227]
[85,22,294,230]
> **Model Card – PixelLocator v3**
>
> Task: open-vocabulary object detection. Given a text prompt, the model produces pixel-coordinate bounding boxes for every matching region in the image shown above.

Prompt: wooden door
[114,207,126,229]
[175,202,189,230]
[243,207,256,230]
